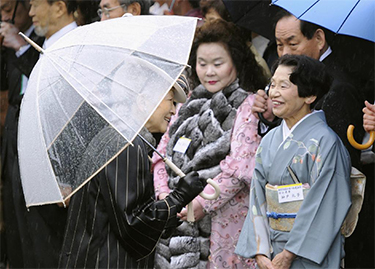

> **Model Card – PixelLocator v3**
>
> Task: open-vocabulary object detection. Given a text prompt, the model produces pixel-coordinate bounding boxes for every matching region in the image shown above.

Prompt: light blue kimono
[235,111,351,268]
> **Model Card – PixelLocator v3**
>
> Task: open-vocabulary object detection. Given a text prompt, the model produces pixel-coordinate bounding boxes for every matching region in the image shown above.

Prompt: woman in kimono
[153,19,268,268]
[235,54,352,268]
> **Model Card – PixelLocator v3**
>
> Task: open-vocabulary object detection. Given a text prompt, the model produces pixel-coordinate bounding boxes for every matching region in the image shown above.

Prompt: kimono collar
[281,110,321,141]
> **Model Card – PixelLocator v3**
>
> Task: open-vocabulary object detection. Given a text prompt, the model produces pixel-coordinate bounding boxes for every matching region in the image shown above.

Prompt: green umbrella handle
[164,158,220,222]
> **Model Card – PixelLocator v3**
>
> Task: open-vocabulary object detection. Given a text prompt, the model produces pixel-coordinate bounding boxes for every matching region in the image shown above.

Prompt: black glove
[165,171,207,213]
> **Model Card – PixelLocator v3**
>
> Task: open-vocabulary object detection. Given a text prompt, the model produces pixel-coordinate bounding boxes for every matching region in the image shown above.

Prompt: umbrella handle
[164,158,221,222]
[347,125,375,150]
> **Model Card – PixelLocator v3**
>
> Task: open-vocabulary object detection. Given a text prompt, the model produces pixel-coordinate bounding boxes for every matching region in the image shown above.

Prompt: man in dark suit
[0,0,45,267]
[0,0,77,267]
[252,9,371,268]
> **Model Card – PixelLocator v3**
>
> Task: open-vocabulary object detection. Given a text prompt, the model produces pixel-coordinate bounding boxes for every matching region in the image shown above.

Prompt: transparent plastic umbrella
[18,15,198,207]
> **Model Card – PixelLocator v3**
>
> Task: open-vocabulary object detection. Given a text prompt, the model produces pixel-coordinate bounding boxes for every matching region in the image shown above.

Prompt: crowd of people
[0,0,374,268]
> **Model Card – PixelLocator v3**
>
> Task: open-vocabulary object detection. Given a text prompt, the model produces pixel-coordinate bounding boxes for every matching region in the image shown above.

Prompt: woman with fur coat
[153,19,268,269]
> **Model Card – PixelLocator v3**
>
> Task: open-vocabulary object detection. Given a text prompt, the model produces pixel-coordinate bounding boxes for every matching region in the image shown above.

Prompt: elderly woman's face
[196,42,237,93]
[269,65,313,129]
[145,90,176,133]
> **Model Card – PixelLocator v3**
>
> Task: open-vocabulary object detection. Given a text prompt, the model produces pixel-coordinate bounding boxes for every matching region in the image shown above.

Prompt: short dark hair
[271,54,332,109]
[119,0,151,15]
[19,0,27,7]
[188,0,200,9]
[47,0,77,14]
[200,0,231,22]
[188,19,268,92]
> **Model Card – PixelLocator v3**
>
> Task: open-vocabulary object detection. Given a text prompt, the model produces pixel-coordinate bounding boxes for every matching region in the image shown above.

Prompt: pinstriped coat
[58,127,179,268]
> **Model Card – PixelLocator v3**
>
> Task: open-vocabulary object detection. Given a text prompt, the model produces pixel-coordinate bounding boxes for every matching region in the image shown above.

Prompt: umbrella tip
[19,32,45,54]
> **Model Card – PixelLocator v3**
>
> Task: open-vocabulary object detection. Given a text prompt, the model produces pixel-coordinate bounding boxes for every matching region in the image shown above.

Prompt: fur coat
[166,80,248,186]
[154,80,260,268]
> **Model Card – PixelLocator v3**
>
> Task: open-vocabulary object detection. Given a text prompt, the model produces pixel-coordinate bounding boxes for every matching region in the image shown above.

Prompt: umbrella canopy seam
[336,0,360,33]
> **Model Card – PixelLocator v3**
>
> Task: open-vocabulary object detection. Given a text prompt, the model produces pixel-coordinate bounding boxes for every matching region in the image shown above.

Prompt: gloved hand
[165,171,207,213]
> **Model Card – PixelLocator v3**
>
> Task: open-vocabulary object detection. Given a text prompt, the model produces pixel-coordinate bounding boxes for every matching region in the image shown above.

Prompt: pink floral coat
[152,94,261,269]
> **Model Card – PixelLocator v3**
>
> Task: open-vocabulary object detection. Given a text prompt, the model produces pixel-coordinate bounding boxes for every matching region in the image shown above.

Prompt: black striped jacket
[58,131,178,269]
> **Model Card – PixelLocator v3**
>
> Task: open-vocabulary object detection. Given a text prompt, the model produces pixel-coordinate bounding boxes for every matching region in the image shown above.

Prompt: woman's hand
[252,89,274,122]
[256,254,275,269]
[178,199,205,221]
[271,249,296,269]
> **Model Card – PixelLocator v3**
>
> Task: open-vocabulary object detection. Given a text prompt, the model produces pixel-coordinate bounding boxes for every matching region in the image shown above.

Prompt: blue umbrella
[272,0,375,42]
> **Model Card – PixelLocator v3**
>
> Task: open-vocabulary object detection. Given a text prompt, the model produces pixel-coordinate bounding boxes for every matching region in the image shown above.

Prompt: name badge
[173,137,192,154]
[277,183,304,203]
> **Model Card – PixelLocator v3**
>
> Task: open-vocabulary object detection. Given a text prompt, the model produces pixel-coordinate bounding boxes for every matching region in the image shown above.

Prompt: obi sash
[265,183,310,232]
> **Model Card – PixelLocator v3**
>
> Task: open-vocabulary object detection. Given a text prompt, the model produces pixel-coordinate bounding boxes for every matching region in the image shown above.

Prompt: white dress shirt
[42,21,78,50]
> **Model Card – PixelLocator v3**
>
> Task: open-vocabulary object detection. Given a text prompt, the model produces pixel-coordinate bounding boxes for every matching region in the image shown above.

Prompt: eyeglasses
[97,4,126,19]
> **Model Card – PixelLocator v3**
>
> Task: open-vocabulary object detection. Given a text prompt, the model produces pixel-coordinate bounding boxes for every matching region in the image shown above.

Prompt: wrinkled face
[269,65,313,128]
[99,0,125,21]
[29,0,53,38]
[275,16,321,60]
[0,0,32,32]
[196,42,237,94]
[145,90,176,133]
